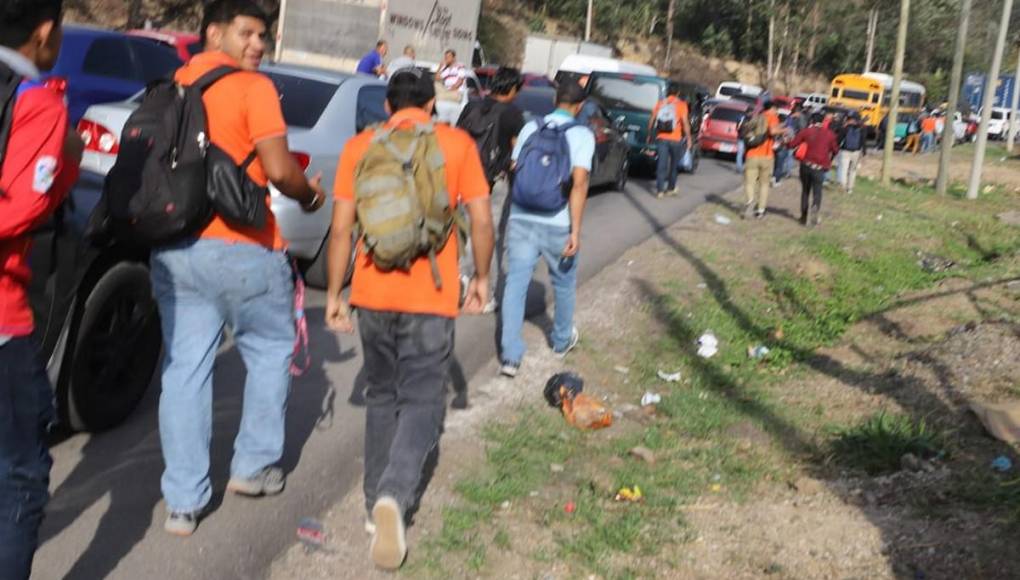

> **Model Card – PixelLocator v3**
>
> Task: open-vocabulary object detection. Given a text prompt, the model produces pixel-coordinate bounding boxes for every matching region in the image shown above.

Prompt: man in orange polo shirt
[149,0,325,537]
[325,70,493,570]
[649,82,692,197]
[743,99,786,219]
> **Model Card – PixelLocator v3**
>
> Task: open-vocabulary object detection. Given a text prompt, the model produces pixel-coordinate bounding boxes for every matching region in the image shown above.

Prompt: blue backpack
[511,120,577,212]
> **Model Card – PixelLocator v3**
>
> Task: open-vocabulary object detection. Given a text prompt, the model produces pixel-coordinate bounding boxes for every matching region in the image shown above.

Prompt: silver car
[77,63,390,287]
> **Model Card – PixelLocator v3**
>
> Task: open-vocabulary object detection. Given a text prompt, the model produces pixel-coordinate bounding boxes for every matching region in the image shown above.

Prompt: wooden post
[967,0,1014,199]
[935,0,972,196]
[881,0,911,187]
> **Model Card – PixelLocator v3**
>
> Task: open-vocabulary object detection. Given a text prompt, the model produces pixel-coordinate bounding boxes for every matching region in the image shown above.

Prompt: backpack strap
[191,65,241,93]
[0,62,23,172]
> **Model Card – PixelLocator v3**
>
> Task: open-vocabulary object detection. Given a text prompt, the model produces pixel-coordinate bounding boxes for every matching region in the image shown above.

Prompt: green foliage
[829,412,947,475]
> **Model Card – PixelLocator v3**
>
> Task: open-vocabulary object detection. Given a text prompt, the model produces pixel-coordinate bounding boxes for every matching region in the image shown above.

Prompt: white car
[986,107,1018,140]
[77,63,389,287]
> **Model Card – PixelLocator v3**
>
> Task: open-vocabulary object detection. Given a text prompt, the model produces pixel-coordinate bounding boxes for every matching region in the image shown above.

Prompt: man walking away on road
[499,80,594,378]
[837,112,867,194]
[457,66,525,312]
[457,66,525,188]
[649,82,692,198]
[152,0,325,538]
[920,112,937,153]
[356,40,388,78]
[0,2,82,576]
[742,100,785,220]
[788,112,839,227]
[325,69,494,571]
[387,45,416,76]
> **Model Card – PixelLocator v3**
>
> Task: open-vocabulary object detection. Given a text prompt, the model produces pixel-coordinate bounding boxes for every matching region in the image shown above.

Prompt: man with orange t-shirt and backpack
[149,0,325,537]
[649,82,692,197]
[325,69,494,570]
[741,99,786,220]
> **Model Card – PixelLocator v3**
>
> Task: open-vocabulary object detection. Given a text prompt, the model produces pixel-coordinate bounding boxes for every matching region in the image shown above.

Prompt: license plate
[718,143,736,153]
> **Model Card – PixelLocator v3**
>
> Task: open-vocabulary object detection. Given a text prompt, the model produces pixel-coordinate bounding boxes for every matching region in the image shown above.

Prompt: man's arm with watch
[255,136,326,213]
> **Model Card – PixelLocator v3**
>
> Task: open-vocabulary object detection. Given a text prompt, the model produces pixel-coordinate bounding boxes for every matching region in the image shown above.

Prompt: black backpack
[0,62,22,177]
[96,66,267,247]
[458,100,506,183]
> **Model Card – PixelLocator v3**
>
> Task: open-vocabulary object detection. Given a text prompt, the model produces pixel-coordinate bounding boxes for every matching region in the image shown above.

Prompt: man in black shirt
[457,67,525,313]
[457,66,525,188]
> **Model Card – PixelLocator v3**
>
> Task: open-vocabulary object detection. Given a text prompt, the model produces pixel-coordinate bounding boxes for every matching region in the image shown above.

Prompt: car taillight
[292,152,311,171]
[77,119,119,154]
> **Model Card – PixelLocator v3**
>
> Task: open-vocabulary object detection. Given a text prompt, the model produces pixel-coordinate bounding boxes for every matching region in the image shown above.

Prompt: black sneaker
[799,214,808,226]
[165,510,201,537]
[227,466,285,497]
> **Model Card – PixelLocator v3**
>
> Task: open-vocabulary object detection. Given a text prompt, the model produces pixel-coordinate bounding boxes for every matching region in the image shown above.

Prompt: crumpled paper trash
[697,332,719,358]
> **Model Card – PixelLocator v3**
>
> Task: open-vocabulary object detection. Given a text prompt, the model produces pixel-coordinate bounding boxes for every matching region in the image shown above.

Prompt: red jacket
[788,125,840,170]
[0,79,78,336]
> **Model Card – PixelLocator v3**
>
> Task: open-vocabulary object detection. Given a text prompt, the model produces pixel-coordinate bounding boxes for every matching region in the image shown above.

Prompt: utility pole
[967,0,1014,200]
[767,0,776,89]
[864,7,879,73]
[1008,43,1020,153]
[585,0,594,42]
[665,0,676,71]
[881,0,911,187]
[936,0,972,196]
[274,0,289,62]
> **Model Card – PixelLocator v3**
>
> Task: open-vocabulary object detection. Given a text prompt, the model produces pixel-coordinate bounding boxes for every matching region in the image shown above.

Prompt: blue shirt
[510,109,595,228]
[356,51,382,76]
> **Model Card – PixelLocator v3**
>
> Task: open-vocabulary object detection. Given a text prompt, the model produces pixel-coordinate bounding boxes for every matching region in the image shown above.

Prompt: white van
[555,54,658,86]
[987,107,1018,140]
[800,92,828,110]
[716,81,764,100]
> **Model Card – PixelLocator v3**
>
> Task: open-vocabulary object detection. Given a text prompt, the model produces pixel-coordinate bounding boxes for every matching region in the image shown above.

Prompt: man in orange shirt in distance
[649,82,692,197]
[743,99,786,220]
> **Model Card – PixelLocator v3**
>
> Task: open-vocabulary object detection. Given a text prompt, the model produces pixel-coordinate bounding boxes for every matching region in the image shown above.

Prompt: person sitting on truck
[387,45,415,76]
[356,40,388,78]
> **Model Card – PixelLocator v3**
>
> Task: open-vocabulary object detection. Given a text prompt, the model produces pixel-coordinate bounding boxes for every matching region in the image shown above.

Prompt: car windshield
[590,76,661,112]
[264,72,340,129]
[718,85,742,96]
[710,108,745,123]
[991,110,1005,120]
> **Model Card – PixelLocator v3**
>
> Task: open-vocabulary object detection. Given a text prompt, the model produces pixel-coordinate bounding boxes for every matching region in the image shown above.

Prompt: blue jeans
[655,138,684,192]
[921,132,935,152]
[0,337,53,580]
[774,147,791,181]
[150,239,295,513]
[499,219,577,364]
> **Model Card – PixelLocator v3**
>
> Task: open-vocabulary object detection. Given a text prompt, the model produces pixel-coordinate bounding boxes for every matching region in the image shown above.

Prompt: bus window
[871,93,880,104]
[831,87,840,98]
[842,89,871,101]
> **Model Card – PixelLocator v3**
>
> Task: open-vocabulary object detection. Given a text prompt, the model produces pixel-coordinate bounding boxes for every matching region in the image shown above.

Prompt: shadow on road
[39,306,352,580]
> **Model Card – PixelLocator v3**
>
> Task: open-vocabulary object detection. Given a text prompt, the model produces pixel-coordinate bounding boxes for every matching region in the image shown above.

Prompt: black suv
[30,169,161,432]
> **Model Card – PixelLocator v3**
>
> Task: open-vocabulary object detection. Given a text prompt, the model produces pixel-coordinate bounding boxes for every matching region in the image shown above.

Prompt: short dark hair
[556,79,586,106]
[0,0,62,49]
[666,82,680,97]
[490,66,522,96]
[386,69,435,111]
[201,0,268,44]
[445,49,456,58]
[810,111,825,125]
[376,40,387,49]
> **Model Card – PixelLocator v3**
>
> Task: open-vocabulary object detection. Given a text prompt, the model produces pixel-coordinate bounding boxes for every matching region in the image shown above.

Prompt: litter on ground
[656,370,681,382]
[641,391,663,406]
[697,332,719,358]
[714,214,732,225]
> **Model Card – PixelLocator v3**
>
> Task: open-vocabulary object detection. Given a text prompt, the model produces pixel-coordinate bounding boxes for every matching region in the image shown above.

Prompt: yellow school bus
[829,72,926,130]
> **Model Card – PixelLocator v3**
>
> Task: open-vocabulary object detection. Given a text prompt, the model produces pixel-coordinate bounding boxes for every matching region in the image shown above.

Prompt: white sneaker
[499,361,520,378]
[482,298,498,314]
[553,327,580,359]
[364,517,376,535]
[370,496,407,570]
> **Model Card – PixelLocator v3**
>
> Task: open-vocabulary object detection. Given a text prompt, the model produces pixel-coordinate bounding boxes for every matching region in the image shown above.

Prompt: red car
[128,29,201,63]
[700,100,750,156]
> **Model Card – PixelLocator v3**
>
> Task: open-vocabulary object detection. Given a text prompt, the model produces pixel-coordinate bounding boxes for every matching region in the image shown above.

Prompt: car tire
[66,262,162,432]
[615,157,630,191]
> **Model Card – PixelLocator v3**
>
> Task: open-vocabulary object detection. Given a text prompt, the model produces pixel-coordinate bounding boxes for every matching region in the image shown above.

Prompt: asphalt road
[33,157,741,580]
